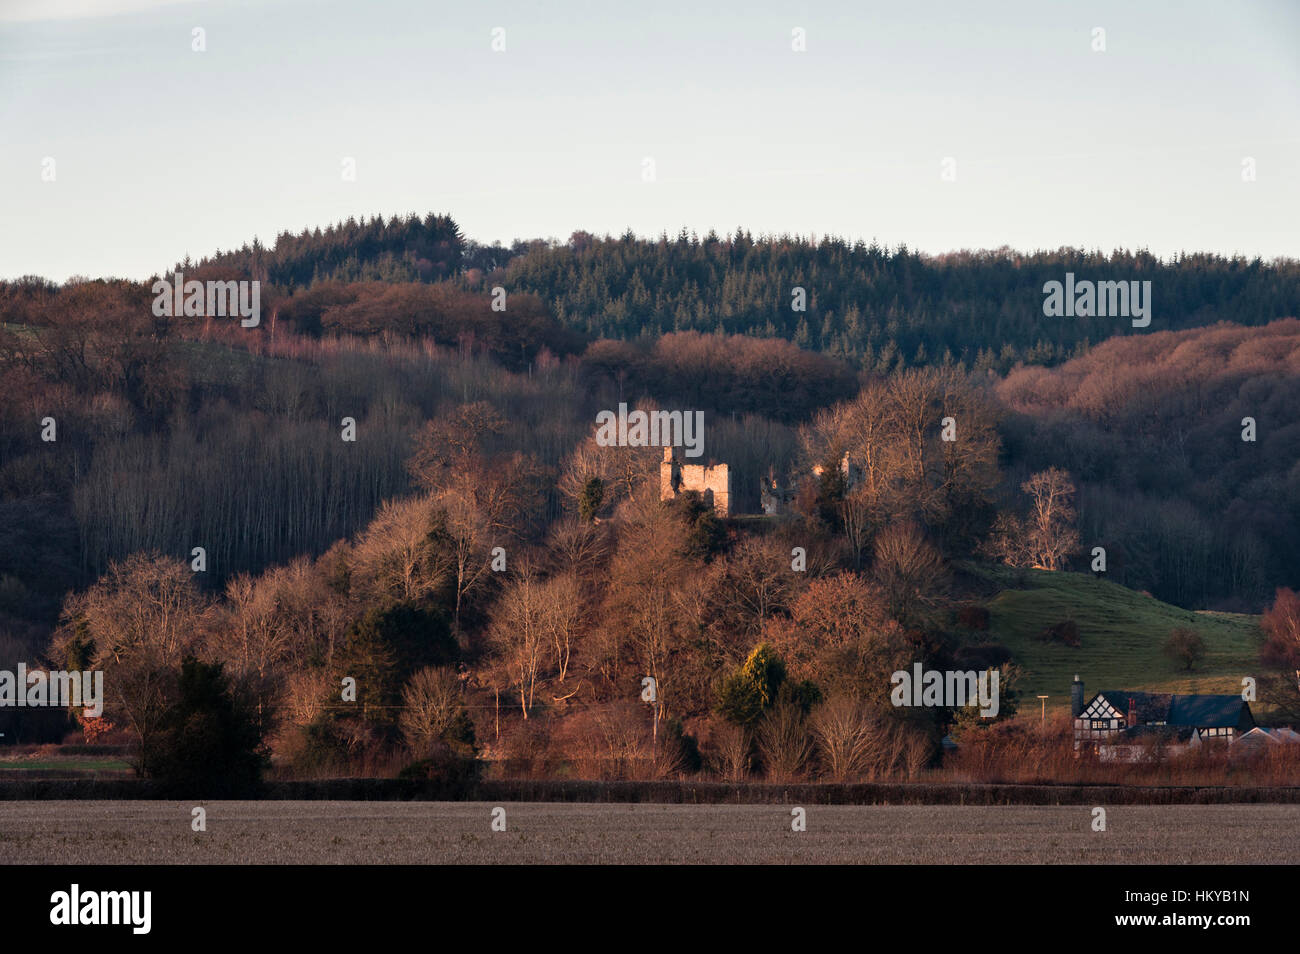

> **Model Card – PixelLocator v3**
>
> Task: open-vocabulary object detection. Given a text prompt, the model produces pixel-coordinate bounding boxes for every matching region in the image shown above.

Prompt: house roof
[1235,726,1300,746]
[1095,691,1170,723]
[1168,694,1251,728]
[1090,691,1249,729]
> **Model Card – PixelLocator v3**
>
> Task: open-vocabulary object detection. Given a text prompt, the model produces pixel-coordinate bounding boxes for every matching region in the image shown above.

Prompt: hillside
[966,564,1262,708]
[996,319,1300,610]
[184,216,1300,374]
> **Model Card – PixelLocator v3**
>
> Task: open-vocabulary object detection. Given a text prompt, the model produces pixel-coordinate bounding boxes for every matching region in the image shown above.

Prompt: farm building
[1069,674,1256,761]
[1229,725,1300,756]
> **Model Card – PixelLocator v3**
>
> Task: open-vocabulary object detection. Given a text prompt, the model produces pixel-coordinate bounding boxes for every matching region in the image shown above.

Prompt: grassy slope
[963,564,1262,708]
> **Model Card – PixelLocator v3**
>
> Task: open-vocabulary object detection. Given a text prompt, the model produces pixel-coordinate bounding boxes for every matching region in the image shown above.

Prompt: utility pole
[1037,695,1049,732]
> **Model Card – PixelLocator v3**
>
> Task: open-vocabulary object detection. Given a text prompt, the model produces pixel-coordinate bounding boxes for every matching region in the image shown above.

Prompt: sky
[1,0,1298,283]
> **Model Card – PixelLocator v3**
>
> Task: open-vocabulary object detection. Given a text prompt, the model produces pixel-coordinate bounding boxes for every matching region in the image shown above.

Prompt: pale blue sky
[2,0,1298,282]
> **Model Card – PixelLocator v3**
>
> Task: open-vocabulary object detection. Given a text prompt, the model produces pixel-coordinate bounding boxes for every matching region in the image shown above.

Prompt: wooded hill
[187,213,1300,374]
[1,217,1297,776]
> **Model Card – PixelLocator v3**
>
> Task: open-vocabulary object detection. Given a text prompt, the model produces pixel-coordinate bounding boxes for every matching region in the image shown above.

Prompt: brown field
[1,801,1298,864]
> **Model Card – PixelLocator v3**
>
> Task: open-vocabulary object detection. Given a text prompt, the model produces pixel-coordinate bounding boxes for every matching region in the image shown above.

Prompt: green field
[0,758,132,779]
[965,564,1263,708]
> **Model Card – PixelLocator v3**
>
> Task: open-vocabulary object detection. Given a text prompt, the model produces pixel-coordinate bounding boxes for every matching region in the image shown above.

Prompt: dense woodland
[1,212,1298,785]
[202,214,1300,371]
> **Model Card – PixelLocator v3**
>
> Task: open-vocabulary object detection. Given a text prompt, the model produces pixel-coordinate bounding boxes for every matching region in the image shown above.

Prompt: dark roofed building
[1069,675,1255,760]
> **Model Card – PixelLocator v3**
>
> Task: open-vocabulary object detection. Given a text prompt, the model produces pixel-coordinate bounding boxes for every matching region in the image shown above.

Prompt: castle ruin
[660,446,732,516]
[762,452,859,516]
[659,450,855,518]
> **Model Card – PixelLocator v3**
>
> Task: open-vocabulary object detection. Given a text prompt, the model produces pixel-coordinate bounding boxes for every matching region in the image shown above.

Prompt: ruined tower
[660,445,731,517]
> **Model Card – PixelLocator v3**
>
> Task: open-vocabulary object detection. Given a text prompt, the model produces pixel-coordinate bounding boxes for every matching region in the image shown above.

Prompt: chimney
[1127,696,1137,728]
[1070,675,1084,718]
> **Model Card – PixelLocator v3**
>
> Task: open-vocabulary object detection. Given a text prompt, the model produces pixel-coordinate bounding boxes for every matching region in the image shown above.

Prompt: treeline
[186,214,1300,375]
[195,213,464,289]
[998,318,1300,608]
[276,281,584,370]
[486,232,1300,371]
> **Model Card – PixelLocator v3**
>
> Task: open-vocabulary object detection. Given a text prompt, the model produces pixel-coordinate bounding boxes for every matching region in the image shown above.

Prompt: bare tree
[757,702,813,782]
[1021,467,1080,571]
[1164,627,1206,671]
[435,453,544,630]
[546,517,611,581]
[810,694,875,782]
[407,400,508,486]
[282,669,333,730]
[349,493,455,605]
[604,494,697,742]
[983,469,1080,571]
[51,553,211,769]
[222,573,293,684]
[871,520,948,626]
[399,666,464,754]
[56,552,209,671]
[540,572,584,683]
[1261,587,1300,670]
[712,723,752,781]
[716,536,797,640]
[558,427,661,511]
[487,564,549,718]
[804,367,1001,540]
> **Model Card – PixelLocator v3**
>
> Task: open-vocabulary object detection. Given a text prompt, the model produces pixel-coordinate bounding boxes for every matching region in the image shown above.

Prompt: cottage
[1069,674,1255,761]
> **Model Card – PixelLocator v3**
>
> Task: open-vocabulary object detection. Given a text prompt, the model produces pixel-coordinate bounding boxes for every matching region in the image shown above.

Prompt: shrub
[399,666,476,757]
[757,703,813,782]
[957,605,990,631]
[578,477,605,523]
[1164,627,1206,671]
[397,742,482,796]
[661,717,703,774]
[708,722,752,781]
[809,694,874,782]
[1035,620,1080,648]
[716,643,787,727]
[147,657,267,797]
[670,491,726,558]
[499,717,553,778]
[953,644,1013,670]
[282,716,351,777]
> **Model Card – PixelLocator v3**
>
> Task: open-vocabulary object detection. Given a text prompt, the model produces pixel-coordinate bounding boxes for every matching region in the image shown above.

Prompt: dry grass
[946,712,1300,786]
[1,801,1297,864]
